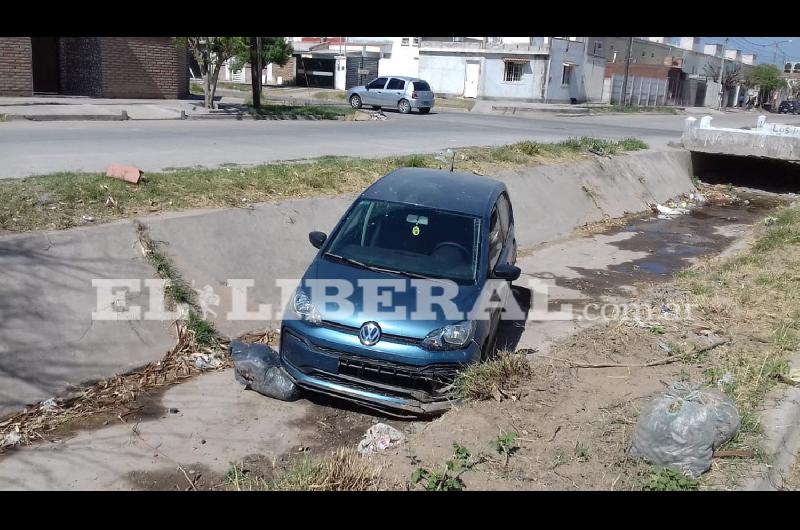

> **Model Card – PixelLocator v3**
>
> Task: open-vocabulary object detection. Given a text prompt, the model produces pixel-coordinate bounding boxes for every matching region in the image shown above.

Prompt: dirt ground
[374,286,715,491]
[1,185,795,490]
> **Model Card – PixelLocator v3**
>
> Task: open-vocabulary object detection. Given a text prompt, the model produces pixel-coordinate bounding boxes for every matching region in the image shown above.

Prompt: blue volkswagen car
[279,168,520,416]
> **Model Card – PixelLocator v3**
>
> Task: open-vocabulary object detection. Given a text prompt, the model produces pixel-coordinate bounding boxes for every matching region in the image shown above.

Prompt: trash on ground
[630,382,740,478]
[1,427,21,448]
[81,215,95,223]
[106,164,142,184]
[39,398,62,414]
[357,422,405,456]
[370,111,388,121]
[230,340,300,401]
[654,204,689,216]
[192,352,225,370]
[765,216,778,226]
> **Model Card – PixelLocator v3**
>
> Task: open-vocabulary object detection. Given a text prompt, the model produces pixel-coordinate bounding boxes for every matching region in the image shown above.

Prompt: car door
[384,78,406,108]
[364,77,388,106]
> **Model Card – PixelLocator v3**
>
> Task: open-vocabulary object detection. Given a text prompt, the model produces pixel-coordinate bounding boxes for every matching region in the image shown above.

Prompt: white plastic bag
[630,382,740,478]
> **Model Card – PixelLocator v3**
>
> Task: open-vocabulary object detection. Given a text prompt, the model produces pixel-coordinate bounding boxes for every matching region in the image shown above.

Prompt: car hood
[302,255,482,339]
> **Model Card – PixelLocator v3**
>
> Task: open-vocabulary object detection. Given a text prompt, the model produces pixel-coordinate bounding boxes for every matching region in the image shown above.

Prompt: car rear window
[413,81,431,91]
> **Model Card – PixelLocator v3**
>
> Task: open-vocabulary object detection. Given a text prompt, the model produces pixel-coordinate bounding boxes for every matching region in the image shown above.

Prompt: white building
[418,37,605,103]
[378,37,421,78]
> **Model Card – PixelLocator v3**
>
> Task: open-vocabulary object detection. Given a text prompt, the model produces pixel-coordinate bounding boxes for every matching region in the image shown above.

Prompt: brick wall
[272,57,296,85]
[99,37,189,98]
[59,37,103,97]
[0,37,33,96]
[604,63,671,79]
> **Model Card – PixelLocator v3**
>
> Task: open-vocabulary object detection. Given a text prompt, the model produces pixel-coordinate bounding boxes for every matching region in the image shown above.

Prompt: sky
[696,37,798,65]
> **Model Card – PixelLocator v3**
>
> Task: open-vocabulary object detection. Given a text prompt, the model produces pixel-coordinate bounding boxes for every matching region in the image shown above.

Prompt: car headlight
[421,320,475,350]
[291,288,321,324]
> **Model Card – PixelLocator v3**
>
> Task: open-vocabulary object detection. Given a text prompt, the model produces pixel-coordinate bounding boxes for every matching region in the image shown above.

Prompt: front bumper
[279,323,478,416]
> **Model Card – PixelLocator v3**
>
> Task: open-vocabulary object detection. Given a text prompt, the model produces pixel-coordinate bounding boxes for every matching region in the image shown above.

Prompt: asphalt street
[4,110,793,179]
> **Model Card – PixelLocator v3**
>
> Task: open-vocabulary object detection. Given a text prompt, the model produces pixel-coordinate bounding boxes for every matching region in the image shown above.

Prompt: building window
[401,37,409,46]
[504,61,523,82]
[651,52,655,58]
[412,37,420,46]
[561,64,574,85]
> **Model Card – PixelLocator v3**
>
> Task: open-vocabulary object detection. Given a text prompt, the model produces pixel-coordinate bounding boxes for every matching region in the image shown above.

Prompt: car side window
[488,208,502,271]
[386,78,405,90]
[367,77,388,90]
[496,193,512,240]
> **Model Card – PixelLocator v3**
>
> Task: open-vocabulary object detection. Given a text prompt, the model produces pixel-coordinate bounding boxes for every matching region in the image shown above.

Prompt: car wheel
[398,99,411,114]
[349,94,362,109]
[419,107,431,114]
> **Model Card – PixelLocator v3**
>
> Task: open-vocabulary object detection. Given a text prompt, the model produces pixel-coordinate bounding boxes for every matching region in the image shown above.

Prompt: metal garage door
[345,56,379,90]
[295,57,335,88]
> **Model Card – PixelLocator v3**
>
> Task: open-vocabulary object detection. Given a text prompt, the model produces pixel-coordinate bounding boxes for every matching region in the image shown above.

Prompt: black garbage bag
[230,340,300,401]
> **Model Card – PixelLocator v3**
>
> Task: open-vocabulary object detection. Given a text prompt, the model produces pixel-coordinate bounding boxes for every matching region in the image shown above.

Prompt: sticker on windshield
[412,225,420,236]
[406,214,428,225]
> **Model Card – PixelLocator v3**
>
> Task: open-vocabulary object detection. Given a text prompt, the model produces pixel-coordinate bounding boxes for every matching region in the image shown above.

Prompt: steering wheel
[431,241,470,262]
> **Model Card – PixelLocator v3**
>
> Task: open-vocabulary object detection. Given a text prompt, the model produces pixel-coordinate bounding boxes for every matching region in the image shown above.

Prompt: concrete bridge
[683,115,800,161]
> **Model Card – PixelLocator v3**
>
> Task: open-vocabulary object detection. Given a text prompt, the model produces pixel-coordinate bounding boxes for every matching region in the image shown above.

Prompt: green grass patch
[0,137,648,234]
[249,103,351,120]
[454,350,532,400]
[642,466,699,491]
[596,105,679,115]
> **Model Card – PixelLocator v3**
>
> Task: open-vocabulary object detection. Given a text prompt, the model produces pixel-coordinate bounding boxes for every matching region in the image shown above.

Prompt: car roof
[360,168,505,217]
[378,76,424,82]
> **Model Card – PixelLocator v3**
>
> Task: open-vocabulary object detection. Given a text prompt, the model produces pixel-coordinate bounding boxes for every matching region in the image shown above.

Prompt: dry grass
[0,138,648,234]
[454,350,533,401]
[787,455,800,490]
[223,448,382,491]
[675,204,800,452]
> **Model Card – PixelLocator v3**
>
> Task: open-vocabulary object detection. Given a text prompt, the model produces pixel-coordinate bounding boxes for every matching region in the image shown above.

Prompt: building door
[31,37,60,94]
[464,61,479,98]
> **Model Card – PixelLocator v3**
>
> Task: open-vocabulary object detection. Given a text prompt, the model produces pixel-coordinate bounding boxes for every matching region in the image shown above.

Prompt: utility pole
[718,37,728,110]
[250,36,262,109]
[620,37,633,106]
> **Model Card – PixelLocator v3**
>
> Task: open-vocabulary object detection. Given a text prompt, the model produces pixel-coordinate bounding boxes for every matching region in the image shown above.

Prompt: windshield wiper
[366,265,435,280]
[324,252,436,280]
[323,252,374,271]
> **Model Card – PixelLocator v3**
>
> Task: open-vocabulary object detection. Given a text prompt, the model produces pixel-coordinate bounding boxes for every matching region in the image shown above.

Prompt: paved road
[4,110,796,179]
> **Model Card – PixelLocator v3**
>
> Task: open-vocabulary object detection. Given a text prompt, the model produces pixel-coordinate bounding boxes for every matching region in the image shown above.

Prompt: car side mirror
[493,263,521,281]
[309,231,327,249]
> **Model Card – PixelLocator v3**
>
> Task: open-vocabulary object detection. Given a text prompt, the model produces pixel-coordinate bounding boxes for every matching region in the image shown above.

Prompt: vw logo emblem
[358,321,381,346]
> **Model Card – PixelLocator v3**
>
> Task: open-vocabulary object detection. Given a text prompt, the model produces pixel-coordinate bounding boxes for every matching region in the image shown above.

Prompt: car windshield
[325,199,481,283]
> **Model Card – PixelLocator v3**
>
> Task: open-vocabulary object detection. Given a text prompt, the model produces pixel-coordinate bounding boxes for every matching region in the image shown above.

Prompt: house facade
[595,37,757,108]
[0,37,189,98]
[417,37,605,103]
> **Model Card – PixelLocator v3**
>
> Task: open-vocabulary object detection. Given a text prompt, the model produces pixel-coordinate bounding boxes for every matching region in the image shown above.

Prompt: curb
[742,353,800,490]
[1,111,130,122]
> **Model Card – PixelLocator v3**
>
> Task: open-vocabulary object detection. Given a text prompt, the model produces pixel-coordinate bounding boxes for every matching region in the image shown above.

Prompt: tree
[703,61,742,90]
[178,37,248,109]
[229,37,294,109]
[745,64,788,105]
